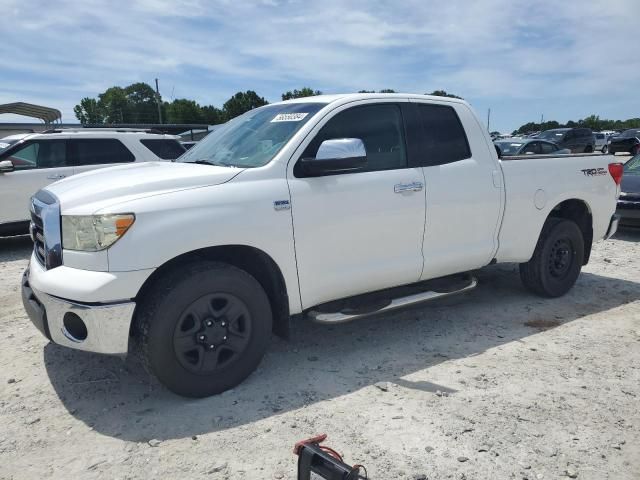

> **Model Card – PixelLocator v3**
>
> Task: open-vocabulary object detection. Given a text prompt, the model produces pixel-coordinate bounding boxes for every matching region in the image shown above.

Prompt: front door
[287,102,426,309]
[0,139,72,224]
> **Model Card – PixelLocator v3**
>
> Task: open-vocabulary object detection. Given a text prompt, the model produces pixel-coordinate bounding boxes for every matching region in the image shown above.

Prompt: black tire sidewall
[537,220,584,297]
[144,263,272,397]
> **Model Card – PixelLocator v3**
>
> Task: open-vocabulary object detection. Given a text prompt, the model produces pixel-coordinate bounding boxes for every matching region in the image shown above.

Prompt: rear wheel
[584,145,593,153]
[519,218,584,297]
[601,145,608,154]
[137,261,272,397]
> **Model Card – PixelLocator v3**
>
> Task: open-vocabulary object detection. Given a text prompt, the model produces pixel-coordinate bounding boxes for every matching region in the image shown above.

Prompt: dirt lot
[0,229,639,480]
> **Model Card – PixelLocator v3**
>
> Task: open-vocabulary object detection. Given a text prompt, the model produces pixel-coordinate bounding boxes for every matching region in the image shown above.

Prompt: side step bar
[308,275,478,324]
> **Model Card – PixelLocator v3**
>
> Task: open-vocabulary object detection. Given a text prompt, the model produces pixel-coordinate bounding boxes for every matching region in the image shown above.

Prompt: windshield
[494,141,523,155]
[178,102,326,168]
[625,154,640,175]
[0,139,19,151]
[538,130,567,141]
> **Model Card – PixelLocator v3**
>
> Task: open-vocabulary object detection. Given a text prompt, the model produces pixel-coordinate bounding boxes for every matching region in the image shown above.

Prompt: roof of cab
[273,93,468,106]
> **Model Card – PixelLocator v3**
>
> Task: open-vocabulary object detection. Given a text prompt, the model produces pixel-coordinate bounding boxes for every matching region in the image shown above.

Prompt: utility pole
[155,78,163,124]
[487,108,491,132]
[540,113,544,125]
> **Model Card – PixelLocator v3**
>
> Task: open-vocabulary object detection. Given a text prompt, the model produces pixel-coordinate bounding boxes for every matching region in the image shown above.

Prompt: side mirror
[0,160,14,173]
[299,138,367,177]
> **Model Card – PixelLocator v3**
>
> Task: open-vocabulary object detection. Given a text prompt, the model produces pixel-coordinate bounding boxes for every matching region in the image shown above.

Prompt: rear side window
[140,139,186,160]
[69,139,135,165]
[416,104,471,166]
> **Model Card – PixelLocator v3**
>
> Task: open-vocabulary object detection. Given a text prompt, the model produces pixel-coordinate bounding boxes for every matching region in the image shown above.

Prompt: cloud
[0,0,638,129]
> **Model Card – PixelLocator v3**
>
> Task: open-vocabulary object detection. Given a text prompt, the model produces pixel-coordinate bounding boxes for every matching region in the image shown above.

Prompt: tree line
[513,115,640,135]
[73,83,463,125]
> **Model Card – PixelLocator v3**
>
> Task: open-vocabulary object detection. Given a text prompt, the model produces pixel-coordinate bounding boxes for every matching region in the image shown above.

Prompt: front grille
[30,190,62,270]
[30,210,46,266]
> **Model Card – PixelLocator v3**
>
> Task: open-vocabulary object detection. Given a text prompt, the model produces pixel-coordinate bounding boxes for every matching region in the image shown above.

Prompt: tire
[601,145,608,154]
[137,261,273,398]
[519,218,584,298]
[584,145,593,153]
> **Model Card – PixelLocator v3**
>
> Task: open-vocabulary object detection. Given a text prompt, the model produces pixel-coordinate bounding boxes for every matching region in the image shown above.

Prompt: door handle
[46,174,66,180]
[394,182,423,193]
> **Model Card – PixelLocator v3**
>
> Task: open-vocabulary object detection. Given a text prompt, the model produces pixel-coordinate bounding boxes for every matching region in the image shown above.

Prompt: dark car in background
[494,138,571,156]
[617,153,640,227]
[608,128,640,156]
[537,128,595,153]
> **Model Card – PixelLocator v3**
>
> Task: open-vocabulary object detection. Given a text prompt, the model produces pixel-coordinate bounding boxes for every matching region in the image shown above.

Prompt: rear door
[0,139,72,224]
[409,100,504,279]
[69,138,136,175]
[287,101,426,308]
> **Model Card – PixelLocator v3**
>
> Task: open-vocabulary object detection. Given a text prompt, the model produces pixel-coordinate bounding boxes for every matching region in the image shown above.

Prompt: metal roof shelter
[0,102,62,124]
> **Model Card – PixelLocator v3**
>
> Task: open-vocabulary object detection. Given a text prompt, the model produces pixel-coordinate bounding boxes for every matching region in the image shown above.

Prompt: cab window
[3,140,67,170]
[299,104,407,174]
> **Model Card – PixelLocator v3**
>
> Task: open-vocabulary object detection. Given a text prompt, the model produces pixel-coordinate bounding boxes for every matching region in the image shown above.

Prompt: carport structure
[0,102,62,124]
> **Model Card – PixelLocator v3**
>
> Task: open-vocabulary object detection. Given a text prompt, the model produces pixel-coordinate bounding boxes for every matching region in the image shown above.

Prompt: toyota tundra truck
[21,94,623,397]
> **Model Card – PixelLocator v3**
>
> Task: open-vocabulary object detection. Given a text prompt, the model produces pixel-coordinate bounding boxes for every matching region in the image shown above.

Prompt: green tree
[201,105,226,124]
[223,91,268,120]
[73,97,103,124]
[124,82,160,123]
[281,87,322,101]
[428,90,463,99]
[97,86,130,123]
[164,99,204,123]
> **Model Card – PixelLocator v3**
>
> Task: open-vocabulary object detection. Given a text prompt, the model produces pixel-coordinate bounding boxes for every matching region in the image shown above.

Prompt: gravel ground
[0,229,638,480]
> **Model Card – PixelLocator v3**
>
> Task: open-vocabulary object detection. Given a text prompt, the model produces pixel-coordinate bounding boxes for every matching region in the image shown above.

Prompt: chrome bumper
[22,269,135,355]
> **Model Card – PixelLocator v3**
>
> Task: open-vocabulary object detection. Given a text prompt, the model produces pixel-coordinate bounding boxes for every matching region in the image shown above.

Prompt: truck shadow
[43,262,640,442]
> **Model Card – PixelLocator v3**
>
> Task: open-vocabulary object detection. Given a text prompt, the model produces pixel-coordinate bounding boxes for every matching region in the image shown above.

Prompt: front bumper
[22,268,136,355]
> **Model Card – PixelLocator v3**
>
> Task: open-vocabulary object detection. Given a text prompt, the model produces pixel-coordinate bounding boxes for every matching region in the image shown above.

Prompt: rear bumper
[22,268,136,356]
[617,201,640,226]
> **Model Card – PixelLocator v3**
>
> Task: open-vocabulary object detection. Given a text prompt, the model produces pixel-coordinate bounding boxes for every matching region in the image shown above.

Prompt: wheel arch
[133,245,291,339]
[547,198,593,265]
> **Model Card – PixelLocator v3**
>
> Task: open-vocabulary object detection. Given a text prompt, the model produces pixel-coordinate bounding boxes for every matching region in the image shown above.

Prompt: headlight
[62,214,135,251]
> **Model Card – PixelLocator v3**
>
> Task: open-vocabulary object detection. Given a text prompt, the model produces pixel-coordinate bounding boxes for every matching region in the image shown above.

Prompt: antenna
[155,78,163,124]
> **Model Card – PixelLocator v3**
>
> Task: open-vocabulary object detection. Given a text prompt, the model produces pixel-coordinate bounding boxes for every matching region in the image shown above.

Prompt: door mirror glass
[0,159,14,173]
[299,138,367,176]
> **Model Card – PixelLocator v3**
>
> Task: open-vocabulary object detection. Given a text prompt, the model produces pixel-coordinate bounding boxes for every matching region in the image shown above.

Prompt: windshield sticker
[271,112,309,122]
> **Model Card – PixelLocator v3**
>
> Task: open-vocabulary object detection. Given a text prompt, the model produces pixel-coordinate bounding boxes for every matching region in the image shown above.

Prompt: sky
[1,0,638,133]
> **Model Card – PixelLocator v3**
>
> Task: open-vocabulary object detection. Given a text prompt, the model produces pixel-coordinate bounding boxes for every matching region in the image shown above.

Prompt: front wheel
[519,218,584,297]
[601,145,608,154]
[137,261,273,397]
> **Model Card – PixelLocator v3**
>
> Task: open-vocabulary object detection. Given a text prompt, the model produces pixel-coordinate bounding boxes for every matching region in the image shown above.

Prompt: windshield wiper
[191,159,238,168]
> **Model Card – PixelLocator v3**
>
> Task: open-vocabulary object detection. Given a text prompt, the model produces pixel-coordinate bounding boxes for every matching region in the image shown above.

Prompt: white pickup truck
[21,94,622,397]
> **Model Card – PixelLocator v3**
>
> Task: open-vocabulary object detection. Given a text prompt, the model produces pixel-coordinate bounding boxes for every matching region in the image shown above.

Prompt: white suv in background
[0,128,185,236]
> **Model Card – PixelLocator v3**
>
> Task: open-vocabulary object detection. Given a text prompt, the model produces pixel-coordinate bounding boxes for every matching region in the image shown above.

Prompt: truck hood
[45,161,243,213]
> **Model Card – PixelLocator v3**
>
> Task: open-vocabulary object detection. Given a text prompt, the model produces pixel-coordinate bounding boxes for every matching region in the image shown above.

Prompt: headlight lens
[62,214,135,251]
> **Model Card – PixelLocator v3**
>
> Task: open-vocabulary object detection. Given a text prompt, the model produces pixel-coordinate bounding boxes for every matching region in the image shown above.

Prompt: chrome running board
[308,276,478,324]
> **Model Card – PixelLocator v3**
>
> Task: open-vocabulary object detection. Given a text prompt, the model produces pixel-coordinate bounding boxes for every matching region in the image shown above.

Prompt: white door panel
[421,159,502,278]
[0,167,75,224]
[289,168,426,308]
